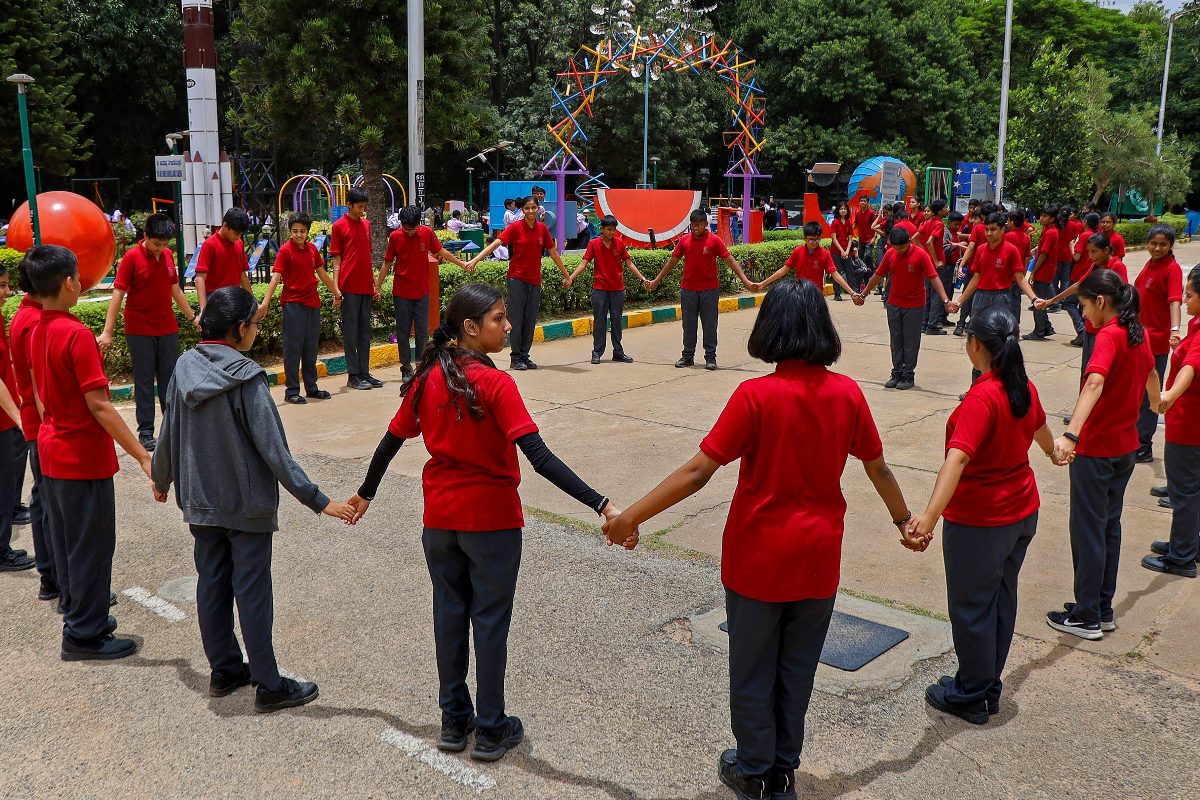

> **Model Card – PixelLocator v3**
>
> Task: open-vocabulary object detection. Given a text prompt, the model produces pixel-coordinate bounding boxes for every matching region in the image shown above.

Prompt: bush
[0,247,22,276]
[763,229,806,242]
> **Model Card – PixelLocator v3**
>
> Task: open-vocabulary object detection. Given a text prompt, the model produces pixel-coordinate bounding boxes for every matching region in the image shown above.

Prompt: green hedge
[763,229,807,242]
[2,239,798,382]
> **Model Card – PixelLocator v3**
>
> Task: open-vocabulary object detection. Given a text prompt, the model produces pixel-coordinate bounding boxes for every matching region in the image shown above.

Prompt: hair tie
[431,324,455,345]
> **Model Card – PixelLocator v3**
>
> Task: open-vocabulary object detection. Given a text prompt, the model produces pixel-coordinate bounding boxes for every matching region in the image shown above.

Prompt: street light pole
[8,73,41,245]
[994,0,1014,205]
[642,64,651,187]
[1157,12,1183,157]
[466,166,474,218]
[651,156,660,189]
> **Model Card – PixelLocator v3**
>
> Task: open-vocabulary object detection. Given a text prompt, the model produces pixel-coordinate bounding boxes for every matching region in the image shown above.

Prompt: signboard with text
[155,155,185,182]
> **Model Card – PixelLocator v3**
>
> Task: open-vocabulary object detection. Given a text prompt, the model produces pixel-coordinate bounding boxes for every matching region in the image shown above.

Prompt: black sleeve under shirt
[357,432,405,500]
[515,432,608,515]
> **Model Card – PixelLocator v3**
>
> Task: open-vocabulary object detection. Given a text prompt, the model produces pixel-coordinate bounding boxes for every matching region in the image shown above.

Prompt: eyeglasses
[252,321,264,330]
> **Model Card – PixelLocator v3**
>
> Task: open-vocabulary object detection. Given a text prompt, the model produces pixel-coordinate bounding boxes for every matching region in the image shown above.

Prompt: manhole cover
[719,611,909,672]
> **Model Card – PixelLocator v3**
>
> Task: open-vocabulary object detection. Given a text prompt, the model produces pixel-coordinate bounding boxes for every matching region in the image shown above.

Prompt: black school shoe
[1136,447,1154,464]
[38,576,60,601]
[924,683,989,725]
[896,379,914,390]
[0,550,35,571]
[523,358,539,370]
[307,389,332,400]
[284,395,307,405]
[1160,497,1174,509]
[718,750,769,800]
[937,675,999,715]
[363,374,384,388]
[1151,485,1169,498]
[349,377,374,389]
[210,663,254,697]
[591,354,602,364]
[13,504,31,525]
[254,677,318,713]
[705,360,719,371]
[510,359,528,371]
[1069,334,1085,347]
[1141,554,1197,578]
[613,353,634,363]
[470,716,524,762]
[139,436,156,452]
[769,767,798,800]
[675,357,694,368]
[437,714,477,753]
[61,633,136,661]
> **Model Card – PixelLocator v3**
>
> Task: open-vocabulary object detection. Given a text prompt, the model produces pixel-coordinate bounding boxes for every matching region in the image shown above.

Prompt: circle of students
[1,188,1196,799]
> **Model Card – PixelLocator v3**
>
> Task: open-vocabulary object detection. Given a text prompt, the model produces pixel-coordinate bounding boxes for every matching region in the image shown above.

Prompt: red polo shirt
[919,218,946,264]
[1166,331,1200,446]
[672,231,729,291]
[943,372,1044,526]
[1109,231,1126,259]
[700,360,884,602]
[1077,317,1154,458]
[1135,256,1183,355]
[114,243,180,336]
[875,245,937,308]
[498,220,554,286]
[0,322,18,433]
[895,220,918,238]
[32,310,119,480]
[584,237,630,292]
[195,233,248,294]
[1059,219,1082,263]
[786,245,836,288]
[389,360,539,531]
[331,214,375,295]
[272,240,324,308]
[830,219,853,251]
[384,226,442,300]
[969,241,1023,291]
[10,297,43,442]
[1004,228,1031,266]
[855,208,877,242]
[1070,233,1096,283]
[1034,225,1059,282]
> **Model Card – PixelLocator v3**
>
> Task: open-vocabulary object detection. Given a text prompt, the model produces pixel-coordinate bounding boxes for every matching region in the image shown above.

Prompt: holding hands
[323,499,356,522]
[851,292,866,306]
[901,513,933,552]
[601,504,640,550]
[1051,436,1076,465]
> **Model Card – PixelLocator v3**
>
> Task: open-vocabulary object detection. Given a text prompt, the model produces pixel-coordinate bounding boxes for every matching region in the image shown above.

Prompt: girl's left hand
[1170,334,1181,350]
[1053,436,1076,465]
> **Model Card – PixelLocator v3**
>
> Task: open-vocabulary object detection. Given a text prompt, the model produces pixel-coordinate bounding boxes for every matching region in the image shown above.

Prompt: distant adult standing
[531,186,557,237]
[331,188,381,391]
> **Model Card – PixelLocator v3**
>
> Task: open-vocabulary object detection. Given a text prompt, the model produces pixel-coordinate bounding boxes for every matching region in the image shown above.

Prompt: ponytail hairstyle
[966,305,1031,418]
[1083,212,1100,232]
[1055,206,1071,230]
[1188,264,1200,295]
[198,286,258,341]
[1147,223,1175,254]
[1078,269,1144,346]
[1087,232,1111,255]
[402,283,504,424]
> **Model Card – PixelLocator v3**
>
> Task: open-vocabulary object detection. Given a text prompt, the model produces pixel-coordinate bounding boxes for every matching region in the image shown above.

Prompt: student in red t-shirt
[469,196,570,371]
[1004,209,1033,331]
[0,261,34,574]
[98,214,199,449]
[1053,206,1082,297]
[647,209,756,370]
[603,279,917,798]
[25,245,152,661]
[906,195,925,228]
[919,200,950,334]
[567,214,649,364]
[258,213,342,403]
[858,226,952,390]
[759,222,861,299]
[376,206,472,380]
[1047,270,1158,639]
[1037,234,1128,379]
[1026,206,1061,341]
[346,283,623,762]
[855,195,879,266]
[1099,213,1126,259]
[829,203,855,298]
[195,207,253,312]
[331,188,380,390]
[1144,265,1200,577]
[1133,224,1183,463]
[907,304,1062,724]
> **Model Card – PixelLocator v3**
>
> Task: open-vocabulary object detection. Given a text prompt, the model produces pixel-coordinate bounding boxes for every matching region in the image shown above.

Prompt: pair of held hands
[97,317,202,354]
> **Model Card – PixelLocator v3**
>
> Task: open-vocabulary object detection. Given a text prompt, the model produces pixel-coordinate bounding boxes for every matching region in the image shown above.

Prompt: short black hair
[984,211,1006,227]
[888,226,910,245]
[802,221,822,237]
[144,213,176,241]
[930,198,947,214]
[747,278,841,365]
[199,286,258,341]
[531,185,546,195]
[399,205,421,227]
[451,210,462,218]
[346,187,369,205]
[22,244,79,298]
[288,212,313,230]
[947,211,964,223]
[223,207,250,233]
[690,209,708,224]
[600,214,617,229]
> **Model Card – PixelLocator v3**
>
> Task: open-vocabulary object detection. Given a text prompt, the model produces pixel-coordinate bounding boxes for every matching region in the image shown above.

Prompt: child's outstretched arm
[84,389,151,479]
[151,388,175,501]
[604,450,719,548]
[346,430,407,523]
[258,274,282,321]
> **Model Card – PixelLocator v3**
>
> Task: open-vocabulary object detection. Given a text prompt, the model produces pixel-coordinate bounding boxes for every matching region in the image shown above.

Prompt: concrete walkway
[2,243,1198,798]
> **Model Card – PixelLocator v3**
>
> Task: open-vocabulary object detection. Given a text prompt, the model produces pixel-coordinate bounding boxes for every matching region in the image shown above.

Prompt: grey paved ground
[3,243,1199,798]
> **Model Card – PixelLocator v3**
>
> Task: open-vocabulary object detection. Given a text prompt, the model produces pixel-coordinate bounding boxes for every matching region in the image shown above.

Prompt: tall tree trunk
[360,141,388,266]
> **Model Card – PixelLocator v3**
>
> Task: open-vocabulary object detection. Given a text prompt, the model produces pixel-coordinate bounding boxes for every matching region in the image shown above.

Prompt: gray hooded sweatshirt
[151,343,330,533]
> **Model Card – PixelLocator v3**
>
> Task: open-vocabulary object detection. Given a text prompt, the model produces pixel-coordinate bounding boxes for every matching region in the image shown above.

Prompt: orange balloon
[7,191,117,292]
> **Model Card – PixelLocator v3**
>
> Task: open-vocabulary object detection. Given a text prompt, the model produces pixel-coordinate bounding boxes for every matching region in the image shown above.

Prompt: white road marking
[380,726,497,793]
[122,587,187,621]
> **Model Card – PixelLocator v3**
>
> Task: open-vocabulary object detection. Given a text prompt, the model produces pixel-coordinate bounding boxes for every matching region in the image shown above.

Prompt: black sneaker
[896,379,914,390]
[13,504,31,525]
[1069,334,1085,347]
[1160,497,1174,509]
[937,676,999,715]
[718,750,769,800]
[139,436,157,452]
[591,354,602,365]
[613,353,634,363]
[705,360,719,371]
[437,714,477,753]
[675,357,694,368]
[0,550,35,572]
[470,715,524,762]
[511,360,528,371]
[306,389,332,400]
[284,395,307,405]
[255,677,319,713]
[1135,447,1154,464]
[1022,332,1047,341]
[61,634,136,661]
[1151,485,1169,498]
[101,616,118,636]
[1141,554,1197,578]
[38,576,60,601]
[523,358,539,370]
[209,663,254,697]
[1063,602,1115,632]
[768,767,798,800]
[349,378,374,389]
[110,591,118,607]
[884,377,900,389]
[364,374,384,388]
[9,548,26,558]
[953,324,965,337]
[925,327,947,335]
[400,366,415,382]
[1046,610,1102,640]
[924,683,989,724]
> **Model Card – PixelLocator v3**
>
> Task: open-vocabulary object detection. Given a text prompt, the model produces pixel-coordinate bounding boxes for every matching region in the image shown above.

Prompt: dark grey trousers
[1063,296,1086,336]
[591,289,625,357]
[506,278,541,362]
[1069,452,1136,623]
[924,263,953,327]
[885,303,923,381]
[282,303,321,397]
[423,528,522,733]
[393,295,430,370]
[942,512,1037,707]
[969,289,1015,381]
[190,525,282,691]
[12,435,26,512]
[1080,330,1096,384]
[1031,280,1055,336]
[26,441,54,581]
[1136,353,1168,453]
[1054,260,1072,296]
[681,288,719,361]
[0,428,22,554]
[126,332,179,439]
[726,588,834,779]
[1165,442,1200,566]
[1010,284,1024,331]
[340,293,374,381]
[43,476,116,641]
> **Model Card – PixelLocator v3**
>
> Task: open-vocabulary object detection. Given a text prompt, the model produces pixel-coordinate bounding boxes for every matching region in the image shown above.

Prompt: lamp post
[650,156,660,189]
[1156,9,1196,157]
[7,73,41,245]
[993,0,1014,205]
[466,166,474,219]
[166,131,189,271]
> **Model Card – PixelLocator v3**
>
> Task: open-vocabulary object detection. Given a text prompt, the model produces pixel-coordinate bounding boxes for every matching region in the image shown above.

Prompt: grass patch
[523,505,602,535]
[838,586,950,621]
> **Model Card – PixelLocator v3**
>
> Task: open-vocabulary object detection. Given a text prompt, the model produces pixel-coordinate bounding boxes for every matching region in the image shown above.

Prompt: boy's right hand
[323,500,356,522]
[96,331,113,354]
[256,302,269,322]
